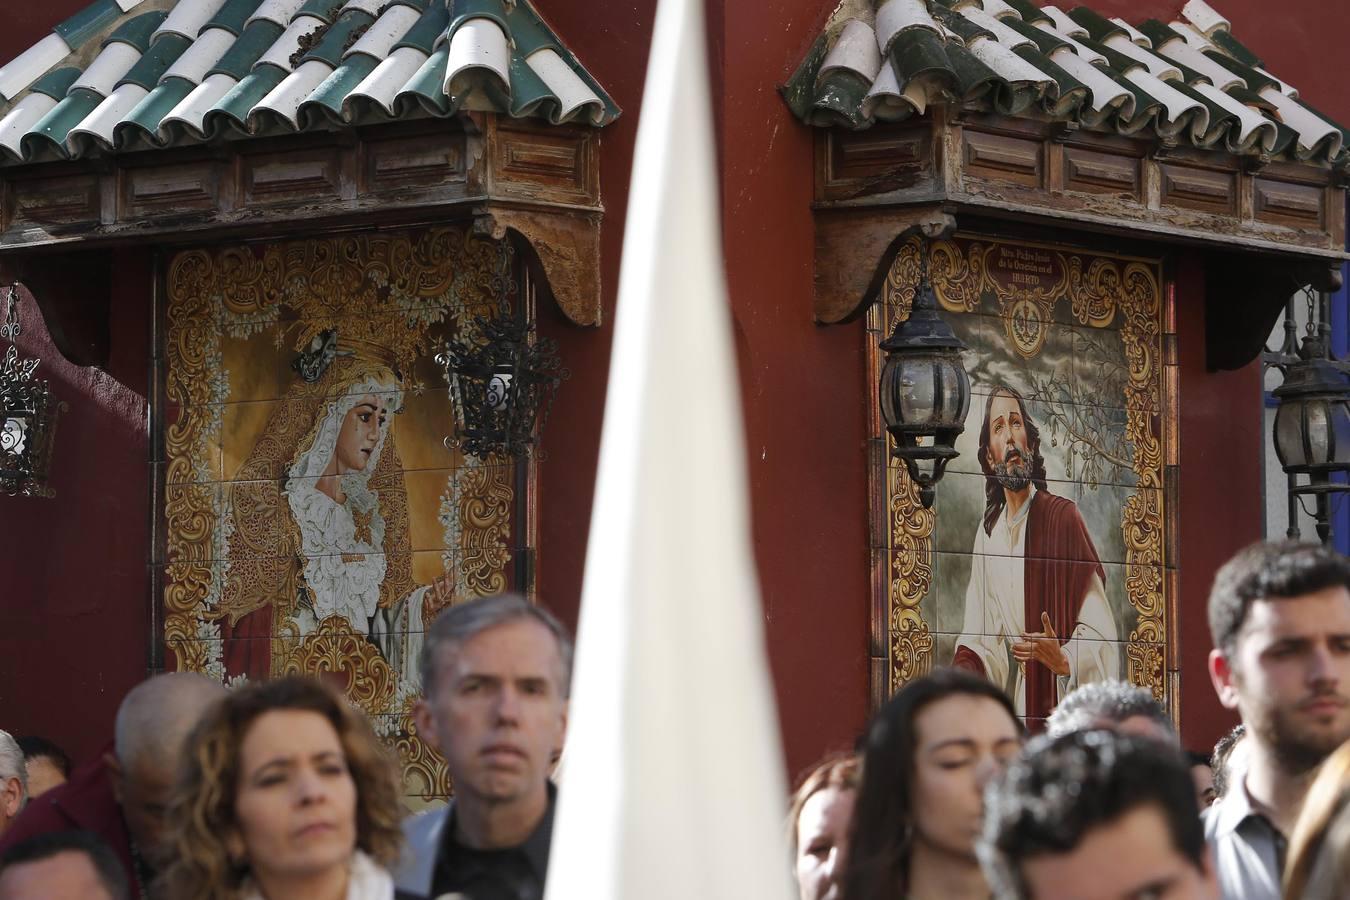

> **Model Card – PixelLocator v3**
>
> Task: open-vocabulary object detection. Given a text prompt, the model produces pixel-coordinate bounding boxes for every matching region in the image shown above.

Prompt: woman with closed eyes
[159,676,418,900]
[839,669,1023,900]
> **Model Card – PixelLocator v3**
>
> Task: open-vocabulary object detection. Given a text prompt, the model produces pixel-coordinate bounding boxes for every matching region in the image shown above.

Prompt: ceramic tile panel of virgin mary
[164,229,521,747]
[216,328,444,692]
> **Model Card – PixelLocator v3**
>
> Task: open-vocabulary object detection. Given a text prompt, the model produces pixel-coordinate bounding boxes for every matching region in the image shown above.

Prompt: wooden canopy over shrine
[0,0,618,366]
[786,0,1349,369]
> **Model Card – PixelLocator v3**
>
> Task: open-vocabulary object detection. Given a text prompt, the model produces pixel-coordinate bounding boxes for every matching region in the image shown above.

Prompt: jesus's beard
[993,449,1032,492]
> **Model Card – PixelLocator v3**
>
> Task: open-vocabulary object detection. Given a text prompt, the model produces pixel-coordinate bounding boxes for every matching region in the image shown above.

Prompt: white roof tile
[257,15,326,72]
[445,17,511,95]
[819,19,882,84]
[0,33,71,102]
[162,27,236,85]
[155,0,231,42]
[71,40,143,96]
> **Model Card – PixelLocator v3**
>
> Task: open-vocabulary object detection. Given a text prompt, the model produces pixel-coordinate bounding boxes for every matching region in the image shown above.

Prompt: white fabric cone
[542,0,795,898]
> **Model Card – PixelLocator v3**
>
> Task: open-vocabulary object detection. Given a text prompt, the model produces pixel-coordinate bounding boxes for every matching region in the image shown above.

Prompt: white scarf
[238,851,394,900]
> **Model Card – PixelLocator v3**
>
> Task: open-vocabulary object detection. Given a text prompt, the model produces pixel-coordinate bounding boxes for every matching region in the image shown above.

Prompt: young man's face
[1018,804,1218,900]
[1210,585,1350,773]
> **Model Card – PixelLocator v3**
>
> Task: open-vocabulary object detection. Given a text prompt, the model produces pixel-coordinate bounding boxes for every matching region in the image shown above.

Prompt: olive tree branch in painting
[1027,330,1133,485]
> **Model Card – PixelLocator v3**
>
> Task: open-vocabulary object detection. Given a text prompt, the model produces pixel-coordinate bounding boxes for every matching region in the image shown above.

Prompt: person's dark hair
[980,730,1207,899]
[978,386,1048,536]
[1186,750,1212,769]
[420,592,573,698]
[1207,541,1350,658]
[15,735,72,777]
[1044,680,1175,742]
[1211,723,1246,800]
[840,668,1021,900]
[0,830,128,900]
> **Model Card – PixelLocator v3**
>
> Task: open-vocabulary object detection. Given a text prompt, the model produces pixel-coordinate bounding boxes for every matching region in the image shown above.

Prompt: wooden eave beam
[813,112,1349,333]
[0,114,606,327]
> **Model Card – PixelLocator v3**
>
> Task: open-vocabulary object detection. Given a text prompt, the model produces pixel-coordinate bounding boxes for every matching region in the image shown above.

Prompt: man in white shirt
[953,385,1118,722]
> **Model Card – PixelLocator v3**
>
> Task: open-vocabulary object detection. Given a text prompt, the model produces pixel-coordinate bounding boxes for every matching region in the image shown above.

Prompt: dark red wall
[1173,257,1265,751]
[719,0,872,774]
[0,253,152,765]
[0,0,1344,775]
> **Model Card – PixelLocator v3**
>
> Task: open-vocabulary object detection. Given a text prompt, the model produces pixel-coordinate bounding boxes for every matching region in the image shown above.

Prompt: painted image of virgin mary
[215,330,450,692]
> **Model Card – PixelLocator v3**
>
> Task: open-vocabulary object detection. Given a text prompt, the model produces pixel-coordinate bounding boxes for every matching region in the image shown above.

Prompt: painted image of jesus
[951,385,1119,719]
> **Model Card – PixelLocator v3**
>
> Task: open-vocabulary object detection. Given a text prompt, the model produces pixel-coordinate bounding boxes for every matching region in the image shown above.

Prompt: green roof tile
[1003,17,1071,57]
[1015,45,1088,116]
[1003,0,1053,25]
[503,2,561,55]
[394,4,451,53]
[1210,55,1279,94]
[505,53,557,118]
[211,64,285,126]
[304,55,377,118]
[300,9,377,67]
[401,44,451,115]
[31,67,83,100]
[1135,20,1182,50]
[1209,30,1263,68]
[211,20,286,80]
[780,31,831,125]
[121,33,193,91]
[105,12,170,52]
[0,0,615,164]
[23,90,102,156]
[296,0,344,24]
[54,0,124,51]
[782,0,1347,167]
[209,0,268,36]
[448,0,510,36]
[120,77,194,137]
[1065,8,1126,44]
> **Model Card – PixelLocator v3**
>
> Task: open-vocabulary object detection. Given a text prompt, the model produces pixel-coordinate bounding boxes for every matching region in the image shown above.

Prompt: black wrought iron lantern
[1272,333,1350,541]
[0,285,60,497]
[436,310,565,459]
[879,246,971,508]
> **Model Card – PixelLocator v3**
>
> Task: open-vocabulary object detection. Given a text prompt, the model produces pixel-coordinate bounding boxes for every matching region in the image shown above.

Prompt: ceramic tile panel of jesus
[951,385,1117,719]
[871,234,1170,724]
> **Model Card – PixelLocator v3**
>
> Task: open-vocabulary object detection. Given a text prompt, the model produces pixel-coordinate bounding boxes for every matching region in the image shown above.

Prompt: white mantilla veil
[284,371,404,631]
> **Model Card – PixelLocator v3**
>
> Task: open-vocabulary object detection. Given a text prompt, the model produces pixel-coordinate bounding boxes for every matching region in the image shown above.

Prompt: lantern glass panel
[1328,396,1350,467]
[2,415,27,455]
[1274,401,1308,469]
[935,357,970,429]
[880,355,937,427]
[487,370,514,412]
[1306,399,1331,465]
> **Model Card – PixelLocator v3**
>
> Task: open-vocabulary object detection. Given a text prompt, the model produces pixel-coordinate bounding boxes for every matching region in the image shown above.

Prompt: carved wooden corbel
[475,207,603,327]
[1205,253,1344,371]
[814,207,957,324]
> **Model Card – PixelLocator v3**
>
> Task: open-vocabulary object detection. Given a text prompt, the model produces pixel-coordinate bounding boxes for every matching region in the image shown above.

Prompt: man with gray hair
[1045,679,1178,746]
[0,732,26,838]
[0,672,224,898]
[394,592,572,900]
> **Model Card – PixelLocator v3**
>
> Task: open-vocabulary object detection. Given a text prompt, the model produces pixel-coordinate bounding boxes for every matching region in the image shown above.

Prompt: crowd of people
[0,541,1346,899]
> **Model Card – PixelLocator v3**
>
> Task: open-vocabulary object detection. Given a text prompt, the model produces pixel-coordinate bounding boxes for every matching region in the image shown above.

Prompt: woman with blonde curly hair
[159,676,416,900]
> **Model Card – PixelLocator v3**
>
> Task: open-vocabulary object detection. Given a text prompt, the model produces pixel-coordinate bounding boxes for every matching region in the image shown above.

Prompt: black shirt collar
[436,782,556,886]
